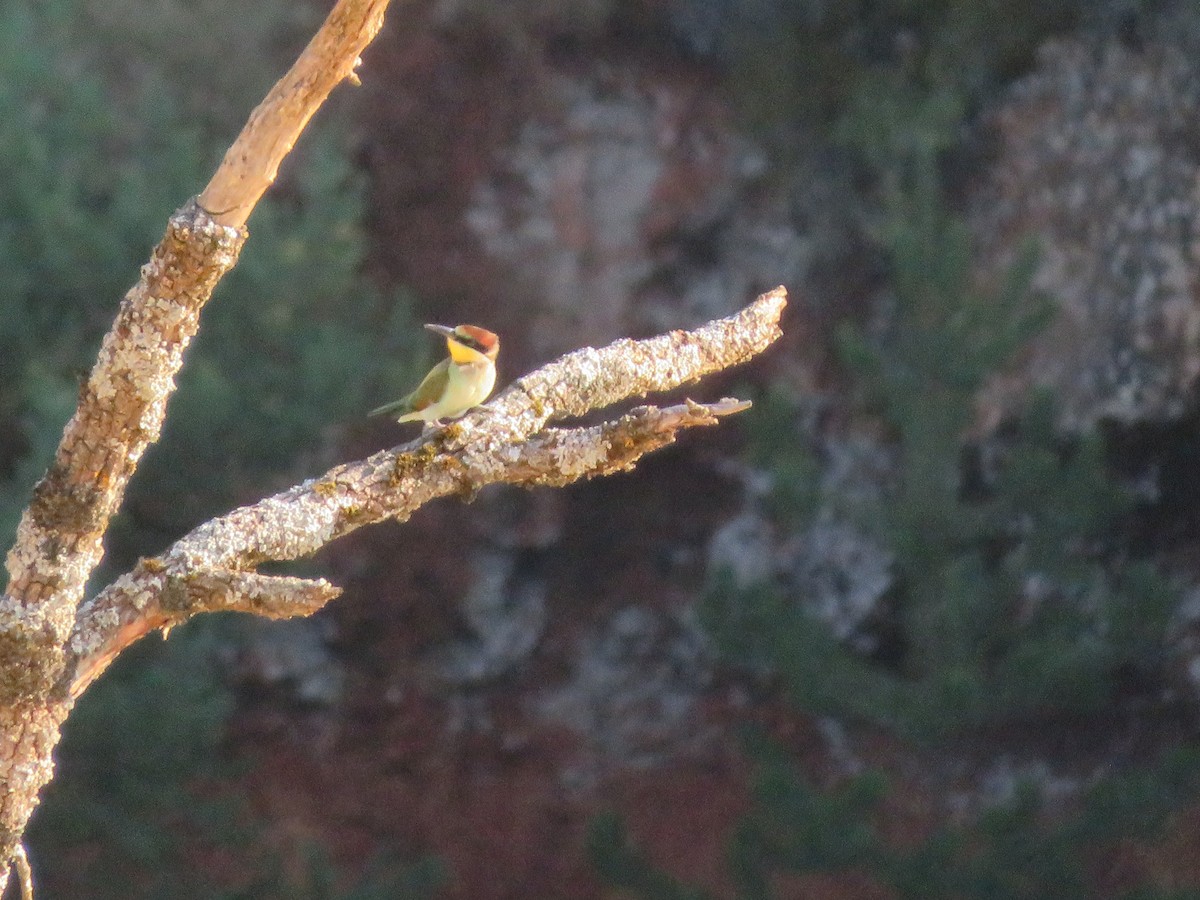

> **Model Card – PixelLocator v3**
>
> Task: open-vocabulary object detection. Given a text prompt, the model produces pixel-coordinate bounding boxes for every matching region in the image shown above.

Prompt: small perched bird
[370,324,499,426]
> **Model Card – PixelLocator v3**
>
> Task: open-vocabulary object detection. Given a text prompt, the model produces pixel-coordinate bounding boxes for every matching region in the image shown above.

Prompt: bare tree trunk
[0,0,391,888]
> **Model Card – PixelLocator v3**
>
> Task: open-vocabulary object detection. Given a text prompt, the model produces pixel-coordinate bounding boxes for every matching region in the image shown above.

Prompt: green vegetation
[714,0,1081,136]
[30,616,446,899]
[29,619,241,898]
[225,845,449,900]
[589,815,709,900]
[704,34,1178,742]
[596,5,1200,900]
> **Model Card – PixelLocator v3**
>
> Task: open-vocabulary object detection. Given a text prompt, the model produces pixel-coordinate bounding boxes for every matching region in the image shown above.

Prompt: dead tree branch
[198,0,390,227]
[0,0,395,888]
[68,292,785,696]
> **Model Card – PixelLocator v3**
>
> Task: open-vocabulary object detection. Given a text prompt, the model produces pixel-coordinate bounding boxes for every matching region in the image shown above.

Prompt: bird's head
[426,324,500,364]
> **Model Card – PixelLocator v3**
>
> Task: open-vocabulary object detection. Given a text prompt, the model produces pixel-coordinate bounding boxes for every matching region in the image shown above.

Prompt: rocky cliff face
[971,34,1200,432]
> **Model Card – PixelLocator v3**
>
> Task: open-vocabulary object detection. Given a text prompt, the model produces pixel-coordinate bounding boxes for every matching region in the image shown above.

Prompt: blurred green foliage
[29,619,241,898]
[740,387,822,529]
[31,617,447,899]
[709,0,1082,135]
[704,39,1178,741]
[224,844,449,900]
[589,814,710,900]
[0,0,423,557]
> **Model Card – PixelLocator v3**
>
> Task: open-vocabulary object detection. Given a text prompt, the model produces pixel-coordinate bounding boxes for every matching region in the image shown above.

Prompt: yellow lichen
[390,444,438,485]
[312,480,339,498]
[339,503,373,527]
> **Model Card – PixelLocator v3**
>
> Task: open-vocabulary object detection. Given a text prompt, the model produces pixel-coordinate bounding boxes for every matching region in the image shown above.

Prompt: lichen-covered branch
[198,0,391,227]
[77,572,341,691]
[445,286,787,447]
[0,204,244,700]
[0,202,244,900]
[173,572,342,621]
[68,290,785,696]
[0,0,396,887]
[502,398,753,487]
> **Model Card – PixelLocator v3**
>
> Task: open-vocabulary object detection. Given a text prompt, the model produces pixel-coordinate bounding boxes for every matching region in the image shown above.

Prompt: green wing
[369,358,450,417]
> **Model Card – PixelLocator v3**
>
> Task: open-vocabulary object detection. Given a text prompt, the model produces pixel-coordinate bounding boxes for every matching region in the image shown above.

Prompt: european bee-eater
[370,324,499,425]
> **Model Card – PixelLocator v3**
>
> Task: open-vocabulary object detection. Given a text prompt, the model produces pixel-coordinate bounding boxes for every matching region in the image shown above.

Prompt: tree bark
[0,204,244,880]
[0,0,394,888]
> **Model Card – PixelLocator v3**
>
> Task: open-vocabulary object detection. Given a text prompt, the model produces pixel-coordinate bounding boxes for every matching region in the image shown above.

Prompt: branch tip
[12,844,31,900]
[690,397,752,416]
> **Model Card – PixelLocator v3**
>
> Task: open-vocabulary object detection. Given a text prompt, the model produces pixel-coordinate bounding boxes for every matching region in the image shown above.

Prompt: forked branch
[68,290,786,696]
[0,0,396,888]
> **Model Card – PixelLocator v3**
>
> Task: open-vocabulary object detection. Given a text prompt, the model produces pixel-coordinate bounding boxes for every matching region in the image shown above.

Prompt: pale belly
[427,360,495,421]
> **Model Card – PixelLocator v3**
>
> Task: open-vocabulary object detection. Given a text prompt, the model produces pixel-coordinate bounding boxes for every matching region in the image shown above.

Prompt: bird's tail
[369,397,409,417]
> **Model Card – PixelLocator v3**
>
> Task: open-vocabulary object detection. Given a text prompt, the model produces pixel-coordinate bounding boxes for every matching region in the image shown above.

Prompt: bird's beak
[424,324,456,338]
